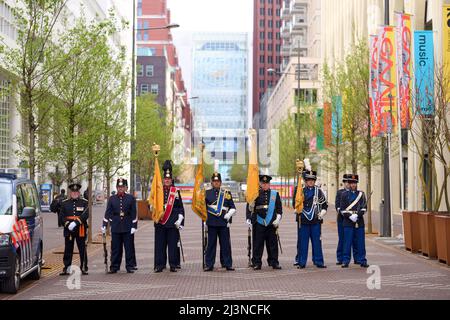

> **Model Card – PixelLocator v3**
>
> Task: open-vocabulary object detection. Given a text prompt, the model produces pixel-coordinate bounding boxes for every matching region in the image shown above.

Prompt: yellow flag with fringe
[192,144,207,221]
[148,145,164,223]
[246,129,259,204]
[294,159,305,214]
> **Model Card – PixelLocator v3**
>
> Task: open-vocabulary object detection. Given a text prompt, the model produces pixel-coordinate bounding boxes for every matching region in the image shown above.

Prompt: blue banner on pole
[331,96,342,142]
[414,31,435,116]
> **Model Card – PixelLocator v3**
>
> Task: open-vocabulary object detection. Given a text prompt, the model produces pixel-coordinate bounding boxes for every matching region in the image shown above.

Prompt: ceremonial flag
[148,155,164,223]
[192,145,207,221]
[246,129,259,204]
[395,13,413,129]
[414,31,434,116]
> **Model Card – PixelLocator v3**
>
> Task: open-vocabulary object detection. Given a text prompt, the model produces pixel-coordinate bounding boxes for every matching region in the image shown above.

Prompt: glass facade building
[191,33,248,179]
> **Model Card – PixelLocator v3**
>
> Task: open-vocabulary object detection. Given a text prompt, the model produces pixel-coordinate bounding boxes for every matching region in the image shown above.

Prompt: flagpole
[199,142,206,269]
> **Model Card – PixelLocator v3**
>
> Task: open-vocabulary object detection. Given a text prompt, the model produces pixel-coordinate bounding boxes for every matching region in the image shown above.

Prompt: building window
[259,55,265,63]
[137,32,142,41]
[260,19,265,28]
[276,21,281,28]
[260,0,265,3]
[276,9,280,16]
[268,56,273,64]
[143,21,149,29]
[259,32,265,40]
[276,56,282,64]
[150,84,159,95]
[146,65,154,77]
[268,20,273,28]
[276,32,280,40]
[260,7,265,15]
[141,84,149,94]
[137,64,143,77]
[268,43,273,51]
[143,31,149,41]
[268,8,273,16]
[276,44,281,52]
[259,43,265,51]
[268,32,273,39]
[259,80,265,89]
[259,68,265,76]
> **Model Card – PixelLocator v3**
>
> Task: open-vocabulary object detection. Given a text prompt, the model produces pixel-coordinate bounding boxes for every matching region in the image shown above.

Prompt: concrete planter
[418,212,437,259]
[402,211,421,253]
[137,199,152,220]
[434,213,450,266]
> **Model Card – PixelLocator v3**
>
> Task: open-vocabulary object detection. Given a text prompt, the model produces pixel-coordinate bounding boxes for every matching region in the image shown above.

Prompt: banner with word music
[414,31,434,116]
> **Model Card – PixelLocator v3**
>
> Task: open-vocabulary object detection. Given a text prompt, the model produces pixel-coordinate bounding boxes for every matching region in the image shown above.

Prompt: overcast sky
[167,0,253,102]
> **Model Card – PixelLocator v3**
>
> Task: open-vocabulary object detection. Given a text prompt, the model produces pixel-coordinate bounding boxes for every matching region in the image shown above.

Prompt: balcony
[280,2,291,20]
[281,43,291,55]
[289,0,308,15]
[291,14,307,32]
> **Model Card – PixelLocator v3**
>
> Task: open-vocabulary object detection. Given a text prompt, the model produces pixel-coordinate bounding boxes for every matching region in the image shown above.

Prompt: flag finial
[152,143,160,157]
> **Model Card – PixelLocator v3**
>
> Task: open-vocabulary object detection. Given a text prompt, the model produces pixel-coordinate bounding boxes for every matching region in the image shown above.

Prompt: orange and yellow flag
[148,147,164,223]
[192,144,207,221]
[294,160,304,214]
[246,129,259,204]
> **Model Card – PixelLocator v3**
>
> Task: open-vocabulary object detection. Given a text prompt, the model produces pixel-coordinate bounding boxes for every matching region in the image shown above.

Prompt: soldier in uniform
[154,160,185,273]
[59,183,89,276]
[335,174,359,265]
[204,172,236,272]
[125,184,138,271]
[340,174,369,268]
[297,170,328,269]
[246,175,282,270]
[102,178,137,273]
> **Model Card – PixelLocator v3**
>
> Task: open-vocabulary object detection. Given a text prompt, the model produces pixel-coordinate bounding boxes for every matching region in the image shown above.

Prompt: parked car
[0,173,44,293]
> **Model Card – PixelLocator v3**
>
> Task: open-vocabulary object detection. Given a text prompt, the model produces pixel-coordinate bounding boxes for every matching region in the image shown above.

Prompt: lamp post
[129,0,179,194]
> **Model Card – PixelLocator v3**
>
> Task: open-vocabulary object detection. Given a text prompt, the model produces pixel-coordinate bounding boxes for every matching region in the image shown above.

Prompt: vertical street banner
[377,26,398,135]
[414,31,435,116]
[369,35,380,137]
[395,13,413,129]
[331,96,342,143]
[444,5,450,102]
[323,102,332,147]
[316,108,324,151]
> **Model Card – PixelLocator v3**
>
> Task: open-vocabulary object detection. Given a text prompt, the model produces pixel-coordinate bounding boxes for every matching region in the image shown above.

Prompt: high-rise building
[137,0,192,163]
[252,0,284,129]
[191,33,248,179]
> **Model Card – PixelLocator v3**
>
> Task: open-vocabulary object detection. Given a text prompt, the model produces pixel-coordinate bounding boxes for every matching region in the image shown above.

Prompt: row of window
[137,64,154,77]
[0,1,17,41]
[260,0,282,4]
[259,55,282,64]
[259,8,281,16]
[259,43,281,52]
[0,79,10,169]
[140,84,159,95]
[259,19,282,29]
[259,31,281,40]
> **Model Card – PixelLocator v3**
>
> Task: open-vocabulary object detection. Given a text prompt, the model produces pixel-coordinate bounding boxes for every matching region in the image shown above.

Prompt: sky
[167,0,253,103]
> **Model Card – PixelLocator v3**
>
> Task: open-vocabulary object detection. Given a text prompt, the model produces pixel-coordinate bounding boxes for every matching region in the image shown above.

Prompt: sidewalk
[3,203,450,300]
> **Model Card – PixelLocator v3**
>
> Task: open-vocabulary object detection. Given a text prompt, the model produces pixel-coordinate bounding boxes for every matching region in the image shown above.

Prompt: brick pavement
[2,203,450,300]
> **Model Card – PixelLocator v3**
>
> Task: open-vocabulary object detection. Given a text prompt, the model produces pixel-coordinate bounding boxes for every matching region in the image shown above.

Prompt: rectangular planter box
[137,199,152,220]
[434,213,450,266]
[418,212,437,259]
[402,211,421,253]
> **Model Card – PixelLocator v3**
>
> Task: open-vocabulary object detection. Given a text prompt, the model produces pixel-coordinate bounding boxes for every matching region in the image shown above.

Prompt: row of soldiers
[57,161,369,274]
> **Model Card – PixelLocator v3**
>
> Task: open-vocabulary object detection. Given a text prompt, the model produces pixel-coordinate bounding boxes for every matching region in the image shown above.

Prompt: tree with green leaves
[0,0,67,180]
[135,94,174,200]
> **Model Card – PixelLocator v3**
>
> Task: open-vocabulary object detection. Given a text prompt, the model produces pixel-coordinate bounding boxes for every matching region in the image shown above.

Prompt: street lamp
[130,0,180,195]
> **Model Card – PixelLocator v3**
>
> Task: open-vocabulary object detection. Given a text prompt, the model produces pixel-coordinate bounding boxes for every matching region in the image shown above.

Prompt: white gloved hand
[350,214,358,223]
[68,221,77,231]
[246,219,252,226]
[101,226,106,234]
[227,222,231,228]
[224,208,236,221]
[272,214,282,227]
[175,214,184,229]
[318,209,327,220]
[131,228,137,235]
